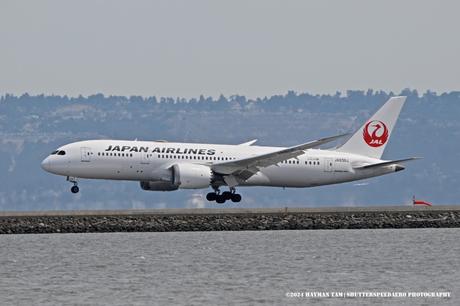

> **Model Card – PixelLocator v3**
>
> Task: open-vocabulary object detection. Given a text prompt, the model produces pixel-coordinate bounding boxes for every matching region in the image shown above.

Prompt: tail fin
[336,96,406,159]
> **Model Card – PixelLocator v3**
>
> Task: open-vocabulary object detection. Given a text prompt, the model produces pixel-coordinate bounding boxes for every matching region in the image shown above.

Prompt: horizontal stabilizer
[354,157,422,169]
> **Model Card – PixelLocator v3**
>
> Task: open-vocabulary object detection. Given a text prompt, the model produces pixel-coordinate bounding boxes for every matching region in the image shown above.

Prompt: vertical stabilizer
[336,96,406,159]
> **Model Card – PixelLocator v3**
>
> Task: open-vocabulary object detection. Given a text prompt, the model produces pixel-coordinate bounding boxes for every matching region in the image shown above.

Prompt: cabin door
[81,147,92,162]
[324,158,334,172]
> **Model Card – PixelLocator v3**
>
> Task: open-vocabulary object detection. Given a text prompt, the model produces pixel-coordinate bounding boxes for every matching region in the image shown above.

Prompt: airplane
[41,96,420,204]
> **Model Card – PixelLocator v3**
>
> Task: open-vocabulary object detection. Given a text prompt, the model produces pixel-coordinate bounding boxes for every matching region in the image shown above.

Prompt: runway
[1,206,459,234]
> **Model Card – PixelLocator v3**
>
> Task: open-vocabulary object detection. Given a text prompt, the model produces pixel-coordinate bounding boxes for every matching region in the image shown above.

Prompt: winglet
[313,133,350,148]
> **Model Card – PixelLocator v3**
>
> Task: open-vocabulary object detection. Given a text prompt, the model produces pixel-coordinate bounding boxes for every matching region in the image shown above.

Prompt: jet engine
[140,180,178,191]
[140,163,212,191]
[172,163,212,189]
[140,166,177,191]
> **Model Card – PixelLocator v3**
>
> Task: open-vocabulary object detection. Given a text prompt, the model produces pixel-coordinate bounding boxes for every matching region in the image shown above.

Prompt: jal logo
[363,120,388,147]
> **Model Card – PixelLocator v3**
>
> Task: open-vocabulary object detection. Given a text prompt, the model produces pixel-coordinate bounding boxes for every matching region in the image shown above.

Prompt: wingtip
[331,132,351,140]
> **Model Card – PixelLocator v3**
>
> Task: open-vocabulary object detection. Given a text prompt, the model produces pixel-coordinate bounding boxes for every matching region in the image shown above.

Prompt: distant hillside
[1,89,459,210]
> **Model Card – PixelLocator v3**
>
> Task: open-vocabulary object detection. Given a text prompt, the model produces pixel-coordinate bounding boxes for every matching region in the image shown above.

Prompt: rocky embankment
[0,207,459,234]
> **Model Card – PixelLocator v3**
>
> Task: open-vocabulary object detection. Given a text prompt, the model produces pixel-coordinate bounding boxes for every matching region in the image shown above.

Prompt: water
[0,229,458,305]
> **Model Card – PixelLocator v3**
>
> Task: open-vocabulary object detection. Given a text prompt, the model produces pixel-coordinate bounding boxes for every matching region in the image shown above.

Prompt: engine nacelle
[172,163,212,189]
[140,181,178,191]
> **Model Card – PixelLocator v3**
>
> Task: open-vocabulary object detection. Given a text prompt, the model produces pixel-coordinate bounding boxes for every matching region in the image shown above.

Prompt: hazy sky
[1,0,459,98]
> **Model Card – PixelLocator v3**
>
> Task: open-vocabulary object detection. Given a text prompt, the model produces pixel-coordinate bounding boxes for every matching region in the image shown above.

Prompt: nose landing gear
[71,185,80,194]
[67,176,79,194]
[206,187,241,204]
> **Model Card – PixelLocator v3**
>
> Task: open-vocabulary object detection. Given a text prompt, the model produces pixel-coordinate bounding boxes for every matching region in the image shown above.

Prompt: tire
[71,186,79,194]
[206,192,217,201]
[216,195,226,204]
[222,191,232,200]
[231,194,242,203]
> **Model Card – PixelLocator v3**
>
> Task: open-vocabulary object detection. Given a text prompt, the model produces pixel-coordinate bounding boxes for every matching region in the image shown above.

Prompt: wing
[211,133,349,181]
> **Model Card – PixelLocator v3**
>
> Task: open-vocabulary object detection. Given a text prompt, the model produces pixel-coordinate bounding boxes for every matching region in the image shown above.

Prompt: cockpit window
[57,151,66,155]
[50,150,58,155]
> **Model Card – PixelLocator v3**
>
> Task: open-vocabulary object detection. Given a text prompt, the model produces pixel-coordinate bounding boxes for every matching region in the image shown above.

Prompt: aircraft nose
[41,157,52,172]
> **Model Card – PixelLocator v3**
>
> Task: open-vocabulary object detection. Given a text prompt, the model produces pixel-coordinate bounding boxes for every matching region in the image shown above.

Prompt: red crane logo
[363,120,388,147]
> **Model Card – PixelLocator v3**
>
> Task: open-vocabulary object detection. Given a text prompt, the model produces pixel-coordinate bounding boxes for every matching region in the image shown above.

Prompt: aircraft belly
[241,166,359,188]
[68,160,153,181]
[242,166,315,187]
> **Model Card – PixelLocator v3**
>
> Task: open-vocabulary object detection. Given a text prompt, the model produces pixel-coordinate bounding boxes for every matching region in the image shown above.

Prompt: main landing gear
[67,176,79,194]
[206,187,242,204]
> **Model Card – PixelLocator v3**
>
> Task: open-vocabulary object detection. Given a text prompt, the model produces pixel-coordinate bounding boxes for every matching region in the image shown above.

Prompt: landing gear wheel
[222,191,233,200]
[231,194,242,203]
[71,185,79,194]
[206,192,217,201]
[216,195,226,204]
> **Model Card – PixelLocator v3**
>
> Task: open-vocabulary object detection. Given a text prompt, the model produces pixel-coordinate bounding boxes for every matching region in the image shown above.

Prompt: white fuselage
[41,96,413,203]
[41,139,399,189]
